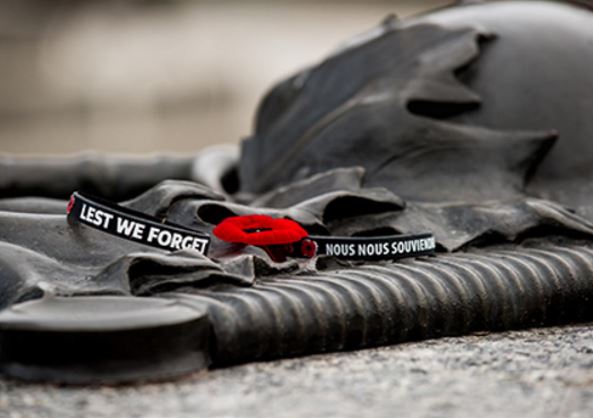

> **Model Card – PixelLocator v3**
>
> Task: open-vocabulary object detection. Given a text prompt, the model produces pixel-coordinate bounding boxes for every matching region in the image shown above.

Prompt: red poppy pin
[213,214,308,247]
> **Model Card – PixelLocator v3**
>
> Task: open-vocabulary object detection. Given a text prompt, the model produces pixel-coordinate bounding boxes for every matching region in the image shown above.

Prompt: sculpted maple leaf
[239,19,556,203]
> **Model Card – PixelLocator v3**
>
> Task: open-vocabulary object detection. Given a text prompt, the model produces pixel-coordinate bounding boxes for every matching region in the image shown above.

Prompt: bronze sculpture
[1,0,593,383]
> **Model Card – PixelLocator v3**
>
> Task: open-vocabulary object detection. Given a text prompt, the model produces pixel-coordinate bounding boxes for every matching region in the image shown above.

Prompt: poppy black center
[244,228,273,233]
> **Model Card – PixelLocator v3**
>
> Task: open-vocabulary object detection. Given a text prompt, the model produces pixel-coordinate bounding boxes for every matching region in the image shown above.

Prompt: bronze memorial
[1,0,593,384]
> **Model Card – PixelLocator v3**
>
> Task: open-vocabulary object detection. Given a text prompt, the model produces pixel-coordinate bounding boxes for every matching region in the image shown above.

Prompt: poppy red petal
[213,215,308,246]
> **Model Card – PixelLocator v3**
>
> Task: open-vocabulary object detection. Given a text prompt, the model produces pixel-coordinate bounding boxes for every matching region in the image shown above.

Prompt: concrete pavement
[1,323,592,418]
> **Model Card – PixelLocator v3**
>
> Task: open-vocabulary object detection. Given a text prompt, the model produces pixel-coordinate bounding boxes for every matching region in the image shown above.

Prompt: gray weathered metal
[2,1,593,383]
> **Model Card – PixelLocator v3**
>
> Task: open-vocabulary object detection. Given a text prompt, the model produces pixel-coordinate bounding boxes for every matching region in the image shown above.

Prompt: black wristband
[310,234,436,261]
[67,193,435,262]
[67,192,210,255]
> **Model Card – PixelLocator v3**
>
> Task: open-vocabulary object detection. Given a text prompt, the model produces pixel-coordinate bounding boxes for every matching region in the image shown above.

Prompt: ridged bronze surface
[178,242,593,365]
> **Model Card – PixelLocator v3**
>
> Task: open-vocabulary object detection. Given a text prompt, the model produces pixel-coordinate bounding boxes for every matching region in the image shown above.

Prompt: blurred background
[0,0,450,156]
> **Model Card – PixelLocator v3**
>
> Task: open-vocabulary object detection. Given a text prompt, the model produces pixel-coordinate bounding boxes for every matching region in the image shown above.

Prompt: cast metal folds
[176,241,593,365]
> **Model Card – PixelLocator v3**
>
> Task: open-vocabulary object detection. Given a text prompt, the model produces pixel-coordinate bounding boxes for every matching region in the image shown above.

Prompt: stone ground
[1,323,592,418]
